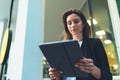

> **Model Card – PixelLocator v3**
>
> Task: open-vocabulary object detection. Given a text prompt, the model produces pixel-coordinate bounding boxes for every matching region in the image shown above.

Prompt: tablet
[39,40,88,77]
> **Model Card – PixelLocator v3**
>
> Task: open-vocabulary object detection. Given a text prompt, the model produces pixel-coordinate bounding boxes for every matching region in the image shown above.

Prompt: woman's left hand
[75,57,94,73]
[75,57,101,79]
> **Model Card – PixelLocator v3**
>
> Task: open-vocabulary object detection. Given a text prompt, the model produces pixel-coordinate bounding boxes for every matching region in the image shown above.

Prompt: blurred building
[0,0,120,80]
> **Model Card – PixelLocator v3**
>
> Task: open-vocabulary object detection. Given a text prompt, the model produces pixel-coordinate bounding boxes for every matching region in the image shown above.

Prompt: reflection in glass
[0,0,19,79]
[82,0,119,75]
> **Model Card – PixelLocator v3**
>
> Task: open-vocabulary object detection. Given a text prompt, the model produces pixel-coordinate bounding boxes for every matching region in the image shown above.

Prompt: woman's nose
[71,22,76,27]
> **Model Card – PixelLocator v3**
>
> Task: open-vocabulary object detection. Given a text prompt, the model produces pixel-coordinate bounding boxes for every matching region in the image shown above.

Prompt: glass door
[81,0,120,76]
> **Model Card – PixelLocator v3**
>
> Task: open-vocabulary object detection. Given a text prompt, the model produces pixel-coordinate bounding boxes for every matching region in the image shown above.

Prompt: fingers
[75,58,95,73]
[49,68,62,74]
[78,58,93,63]
[48,67,62,80]
[48,67,57,72]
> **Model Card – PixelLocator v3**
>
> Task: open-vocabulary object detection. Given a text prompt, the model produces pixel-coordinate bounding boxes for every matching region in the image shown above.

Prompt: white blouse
[78,41,83,47]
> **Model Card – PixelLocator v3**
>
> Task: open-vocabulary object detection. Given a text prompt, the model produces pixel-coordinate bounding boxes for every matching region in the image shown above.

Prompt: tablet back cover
[39,40,88,77]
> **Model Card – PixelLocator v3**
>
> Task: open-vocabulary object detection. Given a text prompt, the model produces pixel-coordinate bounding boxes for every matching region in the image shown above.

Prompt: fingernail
[60,71,63,73]
[75,65,78,67]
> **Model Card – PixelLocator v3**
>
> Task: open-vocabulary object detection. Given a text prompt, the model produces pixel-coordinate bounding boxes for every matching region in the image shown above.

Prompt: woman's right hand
[48,67,62,80]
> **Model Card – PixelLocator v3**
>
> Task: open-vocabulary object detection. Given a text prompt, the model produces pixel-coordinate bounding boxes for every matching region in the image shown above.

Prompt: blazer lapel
[81,39,91,58]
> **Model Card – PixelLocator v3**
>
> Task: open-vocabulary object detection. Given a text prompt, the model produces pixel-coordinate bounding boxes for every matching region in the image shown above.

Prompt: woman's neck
[72,34,83,42]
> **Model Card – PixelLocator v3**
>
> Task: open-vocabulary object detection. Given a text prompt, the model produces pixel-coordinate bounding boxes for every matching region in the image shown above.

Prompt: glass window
[116,0,120,16]
[0,0,10,79]
[0,0,19,79]
[81,0,120,75]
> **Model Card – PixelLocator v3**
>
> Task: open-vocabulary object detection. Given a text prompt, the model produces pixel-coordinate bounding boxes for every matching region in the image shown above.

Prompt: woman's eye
[74,20,80,23]
[67,22,72,25]
[67,19,80,25]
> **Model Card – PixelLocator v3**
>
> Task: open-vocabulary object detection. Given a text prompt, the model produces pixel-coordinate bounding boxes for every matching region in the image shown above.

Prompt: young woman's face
[66,13,83,36]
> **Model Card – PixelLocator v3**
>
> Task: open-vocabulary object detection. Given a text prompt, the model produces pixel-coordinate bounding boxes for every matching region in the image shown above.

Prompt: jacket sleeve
[94,39,112,80]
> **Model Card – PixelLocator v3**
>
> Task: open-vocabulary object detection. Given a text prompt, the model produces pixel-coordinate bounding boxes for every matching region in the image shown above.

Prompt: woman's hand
[75,58,101,79]
[48,67,62,80]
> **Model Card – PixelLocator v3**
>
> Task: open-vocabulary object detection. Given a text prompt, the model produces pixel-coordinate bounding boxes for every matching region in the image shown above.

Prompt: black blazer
[61,38,112,80]
[78,38,112,80]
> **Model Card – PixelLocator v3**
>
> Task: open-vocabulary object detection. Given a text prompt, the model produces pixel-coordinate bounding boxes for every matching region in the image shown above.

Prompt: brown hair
[62,8,91,40]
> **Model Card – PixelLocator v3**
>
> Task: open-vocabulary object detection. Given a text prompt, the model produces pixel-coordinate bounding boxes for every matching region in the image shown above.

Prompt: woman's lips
[72,29,77,32]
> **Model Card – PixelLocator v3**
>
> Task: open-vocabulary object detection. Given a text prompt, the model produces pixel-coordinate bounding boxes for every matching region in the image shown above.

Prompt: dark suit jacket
[61,38,112,80]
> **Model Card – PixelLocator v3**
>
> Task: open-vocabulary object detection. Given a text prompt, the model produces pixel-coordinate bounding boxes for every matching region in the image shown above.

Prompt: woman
[48,8,112,80]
